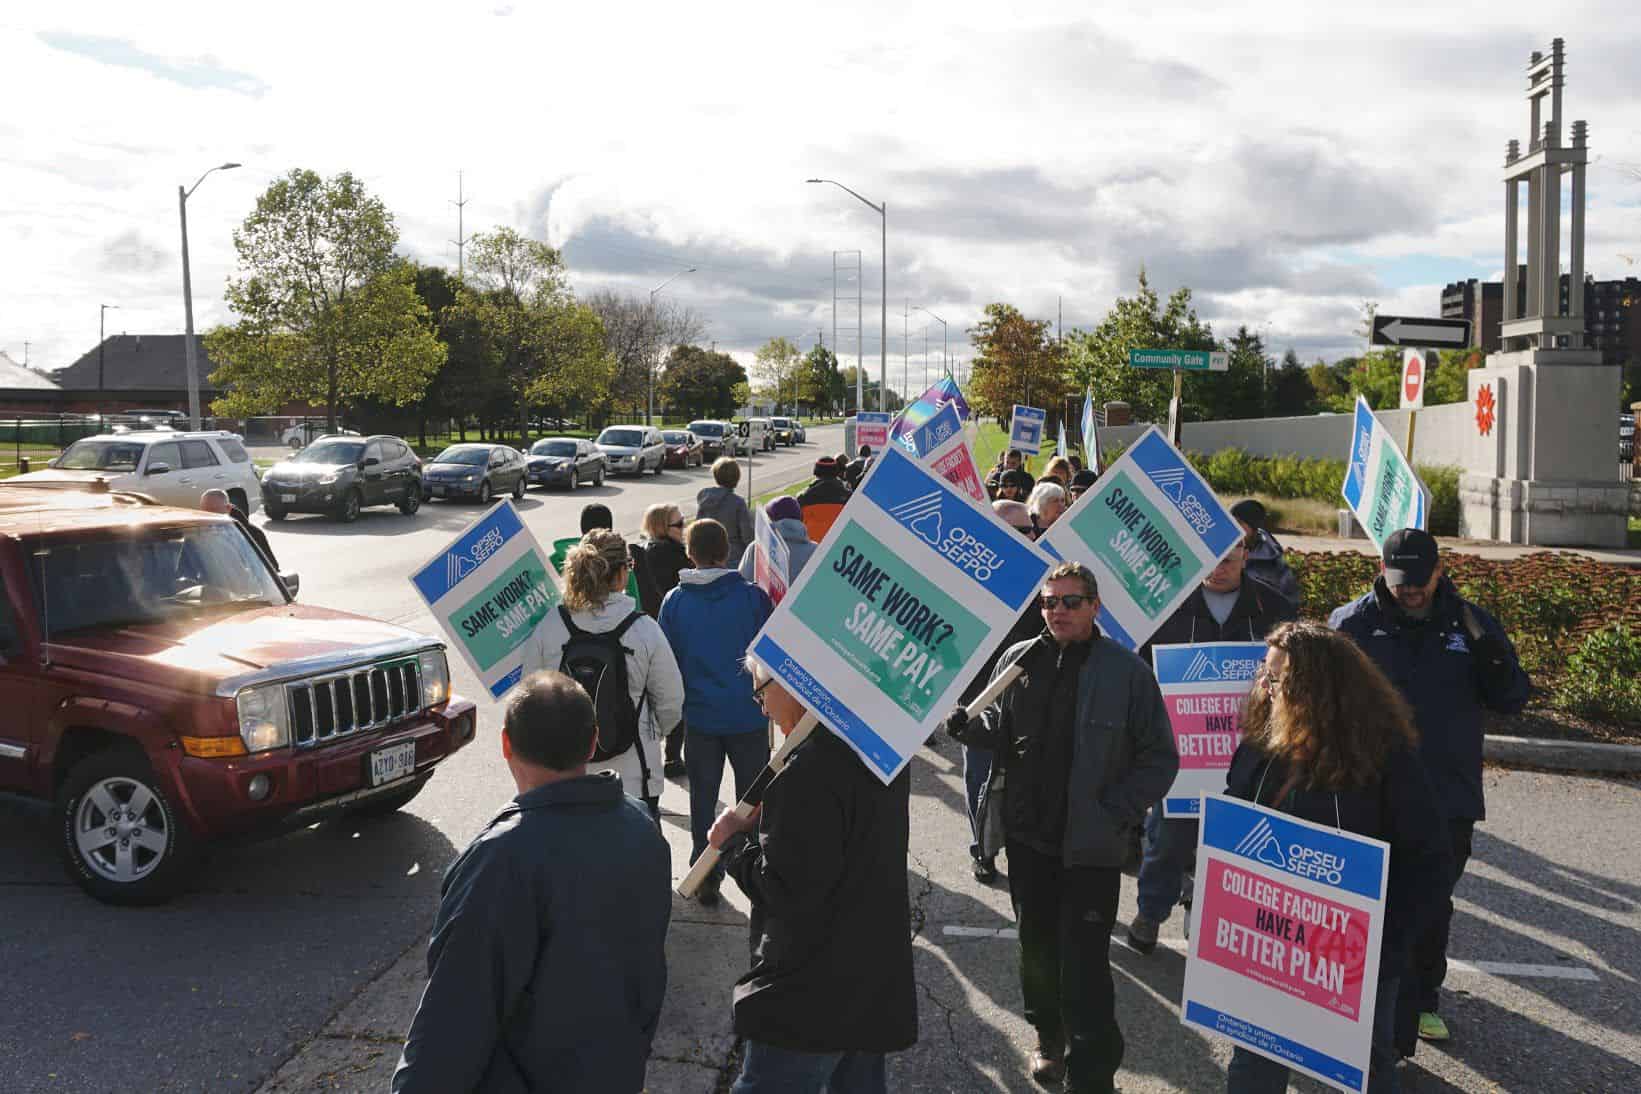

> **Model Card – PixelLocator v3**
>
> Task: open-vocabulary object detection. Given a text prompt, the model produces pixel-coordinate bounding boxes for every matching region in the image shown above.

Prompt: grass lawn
[1630,516,1641,548]
[971,420,1074,478]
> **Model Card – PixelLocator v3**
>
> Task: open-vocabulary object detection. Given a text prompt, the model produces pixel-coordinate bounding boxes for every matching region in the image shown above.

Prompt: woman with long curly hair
[1222,621,1452,1094]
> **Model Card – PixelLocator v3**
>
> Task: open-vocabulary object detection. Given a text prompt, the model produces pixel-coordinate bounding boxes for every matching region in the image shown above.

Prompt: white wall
[1094,404,1474,468]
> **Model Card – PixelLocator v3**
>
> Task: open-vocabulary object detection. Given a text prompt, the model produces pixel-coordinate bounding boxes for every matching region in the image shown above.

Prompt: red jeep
[0,483,476,904]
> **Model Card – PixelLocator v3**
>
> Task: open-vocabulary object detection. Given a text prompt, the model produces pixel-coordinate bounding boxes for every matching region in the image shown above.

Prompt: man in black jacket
[710,669,916,1093]
[1126,543,1295,954]
[393,672,671,1094]
[948,563,1177,1093]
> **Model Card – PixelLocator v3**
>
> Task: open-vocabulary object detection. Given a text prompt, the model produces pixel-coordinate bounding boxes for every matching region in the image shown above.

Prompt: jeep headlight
[417,649,450,708]
[237,683,290,752]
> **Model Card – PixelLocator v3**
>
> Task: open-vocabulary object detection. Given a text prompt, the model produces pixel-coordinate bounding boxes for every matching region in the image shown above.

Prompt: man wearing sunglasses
[947,563,1177,1093]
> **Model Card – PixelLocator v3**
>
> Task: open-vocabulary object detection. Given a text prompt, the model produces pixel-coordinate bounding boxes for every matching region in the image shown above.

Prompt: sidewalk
[1280,530,1641,566]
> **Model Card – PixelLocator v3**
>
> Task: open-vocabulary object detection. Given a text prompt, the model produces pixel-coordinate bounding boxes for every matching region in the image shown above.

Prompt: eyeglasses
[1038,594,1093,612]
[751,678,775,708]
[1011,524,1038,538]
[668,520,686,528]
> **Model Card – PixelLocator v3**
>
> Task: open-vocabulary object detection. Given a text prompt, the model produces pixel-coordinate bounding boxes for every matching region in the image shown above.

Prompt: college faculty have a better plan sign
[410,501,561,699]
[1153,643,1265,817]
[1183,795,1389,1094]
[748,445,1052,784]
[1041,427,1241,651]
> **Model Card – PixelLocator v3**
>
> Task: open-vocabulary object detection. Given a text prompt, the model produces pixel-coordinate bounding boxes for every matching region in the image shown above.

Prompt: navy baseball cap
[1382,528,1439,587]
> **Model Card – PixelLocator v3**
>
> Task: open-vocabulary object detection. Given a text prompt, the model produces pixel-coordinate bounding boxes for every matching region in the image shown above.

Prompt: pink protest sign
[926,426,986,503]
[753,506,790,605]
[1152,642,1264,816]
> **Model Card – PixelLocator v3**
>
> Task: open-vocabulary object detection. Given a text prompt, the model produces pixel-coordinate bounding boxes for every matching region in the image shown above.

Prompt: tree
[207,169,443,425]
[754,337,805,412]
[1195,325,1268,420]
[660,344,746,419]
[1270,348,1318,417]
[967,303,1065,421]
[583,291,706,422]
[801,344,843,413]
[1307,357,1354,413]
[1425,347,1481,406]
[1061,271,1215,422]
[1343,350,1405,410]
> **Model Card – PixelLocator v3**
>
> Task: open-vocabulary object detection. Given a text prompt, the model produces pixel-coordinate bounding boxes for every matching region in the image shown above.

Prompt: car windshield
[662,432,691,444]
[689,422,723,437]
[433,447,491,466]
[54,439,146,471]
[773,418,791,427]
[28,523,288,637]
[293,441,365,465]
[599,429,644,447]
[532,440,577,457]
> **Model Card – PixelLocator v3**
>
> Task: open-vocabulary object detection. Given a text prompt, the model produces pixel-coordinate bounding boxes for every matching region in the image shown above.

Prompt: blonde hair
[562,529,629,612]
[1044,455,1072,484]
[712,456,741,487]
[642,503,679,542]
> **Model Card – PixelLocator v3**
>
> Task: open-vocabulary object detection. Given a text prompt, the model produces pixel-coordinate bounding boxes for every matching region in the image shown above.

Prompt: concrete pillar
[1525,169,1541,321]
[1504,177,1519,325]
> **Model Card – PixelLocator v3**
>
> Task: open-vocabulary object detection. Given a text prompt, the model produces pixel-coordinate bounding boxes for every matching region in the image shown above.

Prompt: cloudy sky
[5,0,1639,386]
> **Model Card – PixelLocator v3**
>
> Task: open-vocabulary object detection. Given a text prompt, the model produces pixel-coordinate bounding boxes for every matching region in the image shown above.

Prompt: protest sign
[1009,404,1046,455]
[410,501,560,699]
[855,411,892,450]
[1151,643,1265,817]
[1040,427,1241,651]
[897,400,962,457]
[747,444,1052,783]
[752,505,791,605]
[889,376,971,445]
[924,418,987,503]
[1081,388,1102,473]
[1341,395,1428,551]
[1183,794,1389,1094]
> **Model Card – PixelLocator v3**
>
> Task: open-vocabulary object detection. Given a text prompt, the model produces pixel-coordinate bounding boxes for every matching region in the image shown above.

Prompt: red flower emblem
[1475,383,1496,436]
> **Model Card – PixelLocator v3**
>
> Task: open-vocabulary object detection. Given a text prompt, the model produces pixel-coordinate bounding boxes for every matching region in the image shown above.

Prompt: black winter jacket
[633,537,688,618]
[1138,575,1296,665]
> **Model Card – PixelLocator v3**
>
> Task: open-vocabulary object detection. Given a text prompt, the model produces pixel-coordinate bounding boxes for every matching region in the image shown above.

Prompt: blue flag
[1081,388,1101,474]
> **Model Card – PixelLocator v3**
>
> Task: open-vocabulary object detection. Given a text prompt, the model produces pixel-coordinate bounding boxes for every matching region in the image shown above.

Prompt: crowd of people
[388,439,1529,1094]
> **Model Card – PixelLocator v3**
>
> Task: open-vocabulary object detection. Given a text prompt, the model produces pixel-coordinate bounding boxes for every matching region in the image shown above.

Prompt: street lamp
[98,303,120,394]
[648,267,696,425]
[915,305,948,379]
[807,178,887,412]
[178,161,240,429]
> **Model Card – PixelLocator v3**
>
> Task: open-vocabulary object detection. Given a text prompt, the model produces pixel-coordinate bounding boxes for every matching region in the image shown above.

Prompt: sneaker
[696,878,721,907]
[1029,1035,1066,1085]
[972,855,997,883]
[1417,1011,1451,1041]
[1125,914,1160,955]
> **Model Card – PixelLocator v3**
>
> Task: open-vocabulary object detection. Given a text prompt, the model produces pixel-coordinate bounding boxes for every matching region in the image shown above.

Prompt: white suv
[21,431,264,514]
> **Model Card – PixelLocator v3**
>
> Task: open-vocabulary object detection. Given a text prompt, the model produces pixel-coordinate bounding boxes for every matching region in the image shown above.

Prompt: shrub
[1554,625,1641,724]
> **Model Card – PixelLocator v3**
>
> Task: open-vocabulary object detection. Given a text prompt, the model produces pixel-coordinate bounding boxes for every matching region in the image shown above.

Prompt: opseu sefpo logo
[887,490,1002,581]
[1234,817,1345,885]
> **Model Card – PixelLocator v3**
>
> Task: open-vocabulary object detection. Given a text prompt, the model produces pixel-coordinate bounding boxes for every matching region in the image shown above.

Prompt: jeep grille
[288,659,421,746]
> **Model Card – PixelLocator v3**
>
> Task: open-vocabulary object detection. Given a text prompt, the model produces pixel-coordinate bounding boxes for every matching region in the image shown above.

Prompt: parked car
[0,483,476,904]
[661,430,705,468]
[261,435,422,522]
[686,420,733,460]
[596,425,667,475]
[18,431,263,515]
[281,423,360,449]
[769,416,802,446]
[526,437,606,490]
[422,444,527,503]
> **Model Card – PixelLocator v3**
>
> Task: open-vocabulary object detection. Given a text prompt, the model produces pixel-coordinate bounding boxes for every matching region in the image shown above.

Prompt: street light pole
[807,178,887,412]
[98,303,119,394]
[178,161,240,430]
[648,267,696,425]
[915,306,948,379]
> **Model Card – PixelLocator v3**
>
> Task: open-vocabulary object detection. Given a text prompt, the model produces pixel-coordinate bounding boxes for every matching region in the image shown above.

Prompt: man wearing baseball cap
[1328,528,1529,1055]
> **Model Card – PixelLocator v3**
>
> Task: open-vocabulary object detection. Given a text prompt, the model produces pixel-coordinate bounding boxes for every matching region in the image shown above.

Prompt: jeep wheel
[337,489,362,523]
[398,490,420,516]
[346,776,429,819]
[57,749,197,906]
[479,480,492,505]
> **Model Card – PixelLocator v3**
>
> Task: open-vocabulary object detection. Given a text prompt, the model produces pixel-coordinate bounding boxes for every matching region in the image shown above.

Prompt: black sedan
[527,437,606,490]
[422,444,527,504]
[661,430,705,469]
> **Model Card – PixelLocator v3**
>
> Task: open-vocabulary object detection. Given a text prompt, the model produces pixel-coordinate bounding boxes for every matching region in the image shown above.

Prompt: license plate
[280,493,296,503]
[369,742,417,787]
[431,486,445,496]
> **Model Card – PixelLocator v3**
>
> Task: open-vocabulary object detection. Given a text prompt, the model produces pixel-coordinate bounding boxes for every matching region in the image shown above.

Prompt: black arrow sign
[1370,315,1471,348]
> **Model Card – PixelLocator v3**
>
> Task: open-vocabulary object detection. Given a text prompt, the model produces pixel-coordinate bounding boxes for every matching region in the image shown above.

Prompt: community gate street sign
[1152,643,1266,817]
[411,501,561,700]
[855,411,892,450]
[1369,314,1470,348]
[753,505,791,605]
[1340,396,1428,551]
[1183,795,1389,1094]
[1040,427,1242,651]
[747,444,1053,784]
[1129,348,1229,372]
[1009,404,1047,455]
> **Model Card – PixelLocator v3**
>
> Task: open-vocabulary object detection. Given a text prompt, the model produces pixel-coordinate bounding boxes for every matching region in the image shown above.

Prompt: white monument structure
[1459,38,1628,546]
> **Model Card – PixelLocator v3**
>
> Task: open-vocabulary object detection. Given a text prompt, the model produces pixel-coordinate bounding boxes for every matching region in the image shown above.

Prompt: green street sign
[1129,349,1229,372]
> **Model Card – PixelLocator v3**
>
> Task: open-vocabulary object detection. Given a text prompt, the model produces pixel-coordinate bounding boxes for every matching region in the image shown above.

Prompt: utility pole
[23,341,30,367]
[99,303,119,393]
[450,170,470,279]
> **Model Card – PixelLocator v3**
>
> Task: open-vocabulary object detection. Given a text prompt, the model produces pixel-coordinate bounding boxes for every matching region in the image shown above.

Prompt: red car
[661,430,705,468]
[0,482,476,905]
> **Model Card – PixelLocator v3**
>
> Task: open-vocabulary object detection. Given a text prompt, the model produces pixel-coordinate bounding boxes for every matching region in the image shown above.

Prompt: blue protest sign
[1009,404,1046,455]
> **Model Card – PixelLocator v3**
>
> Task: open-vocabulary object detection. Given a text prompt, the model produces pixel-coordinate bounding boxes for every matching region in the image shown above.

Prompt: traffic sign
[1370,314,1469,348]
[1130,349,1229,372]
[1400,349,1425,410]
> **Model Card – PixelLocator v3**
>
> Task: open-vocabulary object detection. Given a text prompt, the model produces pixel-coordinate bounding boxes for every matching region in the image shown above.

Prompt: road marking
[939,927,1600,981]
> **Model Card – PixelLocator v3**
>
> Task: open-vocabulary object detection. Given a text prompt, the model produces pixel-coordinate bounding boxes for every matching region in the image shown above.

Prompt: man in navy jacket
[1329,528,1529,1052]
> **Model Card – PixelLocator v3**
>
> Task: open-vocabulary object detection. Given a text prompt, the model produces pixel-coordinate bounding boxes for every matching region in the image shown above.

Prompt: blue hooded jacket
[659,569,774,735]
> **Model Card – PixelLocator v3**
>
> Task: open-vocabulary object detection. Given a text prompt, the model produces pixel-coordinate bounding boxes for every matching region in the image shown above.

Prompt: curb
[1484,734,1641,774]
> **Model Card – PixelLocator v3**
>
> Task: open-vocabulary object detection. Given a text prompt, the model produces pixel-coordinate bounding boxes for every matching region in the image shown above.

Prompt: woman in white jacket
[523,529,685,817]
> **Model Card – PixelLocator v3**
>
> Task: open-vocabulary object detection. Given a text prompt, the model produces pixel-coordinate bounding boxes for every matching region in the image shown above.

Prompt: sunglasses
[1038,594,1093,612]
[669,520,686,528]
[1011,524,1038,538]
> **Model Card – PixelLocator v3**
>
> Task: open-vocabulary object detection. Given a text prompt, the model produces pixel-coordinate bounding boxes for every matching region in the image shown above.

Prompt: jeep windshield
[293,441,365,465]
[29,524,288,637]
[54,439,146,471]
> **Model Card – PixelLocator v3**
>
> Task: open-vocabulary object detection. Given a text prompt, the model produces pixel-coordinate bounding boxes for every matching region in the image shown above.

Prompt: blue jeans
[686,729,769,878]
[962,744,993,860]
[1136,805,1197,924]
[1226,977,1402,1094]
[732,1041,887,1093]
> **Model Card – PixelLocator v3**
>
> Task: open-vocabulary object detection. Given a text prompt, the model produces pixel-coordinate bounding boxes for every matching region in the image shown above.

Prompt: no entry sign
[1400,349,1425,411]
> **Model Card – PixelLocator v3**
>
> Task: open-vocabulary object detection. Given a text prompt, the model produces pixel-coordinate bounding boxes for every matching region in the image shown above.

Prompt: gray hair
[1027,481,1066,518]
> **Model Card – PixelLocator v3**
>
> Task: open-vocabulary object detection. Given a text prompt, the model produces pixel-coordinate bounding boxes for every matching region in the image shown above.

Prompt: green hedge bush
[1554,625,1641,725]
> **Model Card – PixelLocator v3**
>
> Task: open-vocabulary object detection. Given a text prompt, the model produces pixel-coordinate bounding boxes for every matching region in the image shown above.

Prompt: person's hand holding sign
[708,804,762,849]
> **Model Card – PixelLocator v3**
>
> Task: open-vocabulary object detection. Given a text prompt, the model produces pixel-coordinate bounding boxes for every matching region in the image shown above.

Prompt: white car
[595,425,667,475]
[282,423,360,448]
[18,431,263,514]
[741,418,776,453]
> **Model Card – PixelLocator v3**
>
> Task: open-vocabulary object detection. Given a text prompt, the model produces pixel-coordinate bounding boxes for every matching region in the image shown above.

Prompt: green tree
[207,169,443,425]
[660,344,746,418]
[1425,347,1481,406]
[1343,350,1405,410]
[1307,357,1355,413]
[801,344,843,413]
[754,337,804,412]
[1270,348,1317,416]
[1061,270,1215,421]
[968,303,1064,420]
[1195,325,1269,420]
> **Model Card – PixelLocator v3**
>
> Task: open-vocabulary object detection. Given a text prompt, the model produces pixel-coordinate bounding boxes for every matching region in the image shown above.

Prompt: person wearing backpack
[658,518,774,907]
[525,530,684,821]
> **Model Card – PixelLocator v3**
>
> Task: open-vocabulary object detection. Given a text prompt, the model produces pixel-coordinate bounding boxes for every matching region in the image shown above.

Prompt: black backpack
[557,606,650,781]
